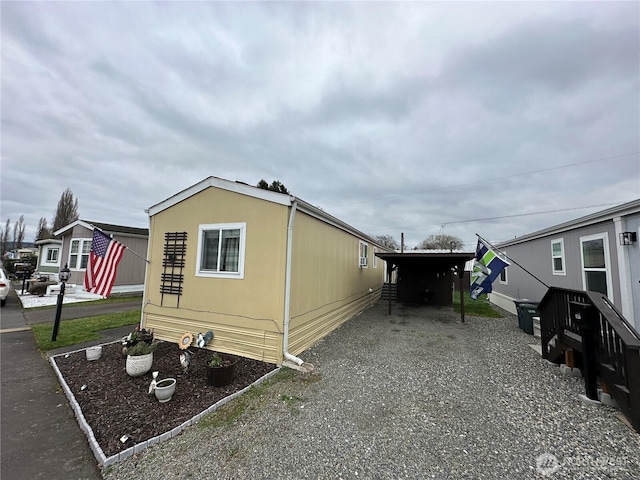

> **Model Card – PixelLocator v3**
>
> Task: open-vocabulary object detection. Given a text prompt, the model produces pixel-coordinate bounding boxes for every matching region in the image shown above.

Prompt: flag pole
[475,233,549,289]
[89,224,150,264]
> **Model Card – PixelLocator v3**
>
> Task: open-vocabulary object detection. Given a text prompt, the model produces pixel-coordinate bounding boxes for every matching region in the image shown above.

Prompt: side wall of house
[113,234,148,286]
[287,211,385,357]
[490,221,621,313]
[59,225,148,288]
[142,188,289,364]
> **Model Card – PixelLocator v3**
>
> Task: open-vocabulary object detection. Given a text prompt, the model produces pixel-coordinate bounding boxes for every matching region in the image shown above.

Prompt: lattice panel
[160,232,187,307]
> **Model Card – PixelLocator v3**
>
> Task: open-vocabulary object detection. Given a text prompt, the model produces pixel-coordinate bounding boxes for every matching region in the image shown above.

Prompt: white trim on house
[68,238,92,271]
[550,237,566,276]
[195,222,246,279]
[497,199,640,247]
[146,176,387,250]
[614,215,635,326]
[359,241,369,268]
[579,232,613,299]
[53,220,95,236]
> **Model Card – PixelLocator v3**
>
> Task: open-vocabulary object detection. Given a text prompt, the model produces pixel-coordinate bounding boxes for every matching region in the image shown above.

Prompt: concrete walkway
[0,288,140,480]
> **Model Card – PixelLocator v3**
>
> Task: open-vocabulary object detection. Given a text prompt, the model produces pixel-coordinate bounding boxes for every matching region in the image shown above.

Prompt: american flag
[84,229,125,297]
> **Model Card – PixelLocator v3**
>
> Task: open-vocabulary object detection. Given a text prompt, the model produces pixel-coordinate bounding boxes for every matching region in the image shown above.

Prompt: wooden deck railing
[539,287,640,433]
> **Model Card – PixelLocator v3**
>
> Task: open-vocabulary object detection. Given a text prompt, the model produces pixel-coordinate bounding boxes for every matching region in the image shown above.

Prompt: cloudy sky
[2,1,638,250]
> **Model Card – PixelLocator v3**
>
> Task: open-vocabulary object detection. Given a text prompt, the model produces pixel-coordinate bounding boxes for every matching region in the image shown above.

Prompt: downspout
[282,199,304,367]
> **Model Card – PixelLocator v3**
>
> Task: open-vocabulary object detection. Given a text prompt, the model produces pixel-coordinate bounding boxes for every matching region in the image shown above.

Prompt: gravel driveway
[102,302,640,479]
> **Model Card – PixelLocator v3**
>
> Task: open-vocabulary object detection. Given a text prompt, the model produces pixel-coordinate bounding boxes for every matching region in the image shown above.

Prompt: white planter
[85,346,102,361]
[126,352,153,377]
[154,378,176,403]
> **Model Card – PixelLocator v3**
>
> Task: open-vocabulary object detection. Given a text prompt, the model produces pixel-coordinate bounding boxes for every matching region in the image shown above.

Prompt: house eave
[497,198,640,247]
[146,176,388,250]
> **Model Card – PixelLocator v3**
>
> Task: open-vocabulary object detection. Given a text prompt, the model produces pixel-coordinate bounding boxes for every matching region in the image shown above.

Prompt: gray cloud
[1,1,638,250]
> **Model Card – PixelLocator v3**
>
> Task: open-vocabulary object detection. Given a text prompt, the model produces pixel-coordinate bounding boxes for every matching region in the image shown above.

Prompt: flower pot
[126,352,153,377]
[154,378,176,403]
[206,355,238,387]
[85,346,102,361]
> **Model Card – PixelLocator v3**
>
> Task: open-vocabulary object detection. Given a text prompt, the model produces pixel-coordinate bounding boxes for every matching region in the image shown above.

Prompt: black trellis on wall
[160,232,187,307]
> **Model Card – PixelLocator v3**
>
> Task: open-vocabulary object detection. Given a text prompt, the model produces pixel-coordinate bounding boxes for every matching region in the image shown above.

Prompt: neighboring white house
[35,239,62,276]
[489,199,640,333]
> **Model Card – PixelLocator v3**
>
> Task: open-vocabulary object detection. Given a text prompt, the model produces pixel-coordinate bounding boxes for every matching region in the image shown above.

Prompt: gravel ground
[102,302,640,479]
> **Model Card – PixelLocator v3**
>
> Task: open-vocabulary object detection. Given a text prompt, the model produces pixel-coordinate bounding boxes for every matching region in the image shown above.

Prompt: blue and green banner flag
[470,238,510,300]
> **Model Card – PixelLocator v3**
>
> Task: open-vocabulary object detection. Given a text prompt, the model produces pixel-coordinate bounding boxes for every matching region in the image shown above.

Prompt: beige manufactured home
[142,177,386,367]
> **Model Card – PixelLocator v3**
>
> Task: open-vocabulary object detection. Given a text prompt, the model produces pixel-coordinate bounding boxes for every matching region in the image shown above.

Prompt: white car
[0,268,10,307]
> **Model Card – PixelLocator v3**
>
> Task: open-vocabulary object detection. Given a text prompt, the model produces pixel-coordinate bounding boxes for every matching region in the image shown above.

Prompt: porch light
[619,232,637,246]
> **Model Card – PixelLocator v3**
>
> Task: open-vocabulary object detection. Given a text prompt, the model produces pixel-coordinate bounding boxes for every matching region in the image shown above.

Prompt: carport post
[387,262,392,315]
[457,264,465,323]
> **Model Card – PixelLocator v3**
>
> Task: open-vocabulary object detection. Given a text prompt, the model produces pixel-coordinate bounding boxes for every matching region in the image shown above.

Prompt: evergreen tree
[14,215,26,249]
[35,217,52,241]
[257,179,290,194]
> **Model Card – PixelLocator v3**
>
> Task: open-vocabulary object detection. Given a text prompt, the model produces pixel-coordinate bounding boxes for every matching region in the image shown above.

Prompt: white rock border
[49,341,281,469]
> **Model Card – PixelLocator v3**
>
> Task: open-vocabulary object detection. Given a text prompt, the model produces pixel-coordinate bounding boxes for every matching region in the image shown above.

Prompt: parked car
[0,268,11,307]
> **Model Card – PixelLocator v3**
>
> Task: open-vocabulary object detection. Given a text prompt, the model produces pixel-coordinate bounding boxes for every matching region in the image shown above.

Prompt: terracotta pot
[206,355,238,387]
[126,352,153,377]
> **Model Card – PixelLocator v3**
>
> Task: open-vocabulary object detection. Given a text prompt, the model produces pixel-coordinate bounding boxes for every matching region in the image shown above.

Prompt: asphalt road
[0,287,141,480]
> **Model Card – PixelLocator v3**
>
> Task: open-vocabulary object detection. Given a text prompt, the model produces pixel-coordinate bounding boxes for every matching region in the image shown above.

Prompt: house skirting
[488,291,517,315]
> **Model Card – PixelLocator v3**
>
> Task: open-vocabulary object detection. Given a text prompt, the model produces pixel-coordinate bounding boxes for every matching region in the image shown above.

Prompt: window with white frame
[551,238,565,275]
[580,233,612,297]
[196,223,246,279]
[68,239,91,270]
[359,241,368,268]
[46,247,59,263]
[499,251,508,284]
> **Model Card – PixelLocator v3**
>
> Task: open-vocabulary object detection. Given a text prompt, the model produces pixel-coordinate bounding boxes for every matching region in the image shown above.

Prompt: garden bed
[52,341,277,459]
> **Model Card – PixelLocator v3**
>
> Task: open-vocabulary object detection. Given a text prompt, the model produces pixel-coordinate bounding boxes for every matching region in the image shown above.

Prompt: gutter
[282,199,309,370]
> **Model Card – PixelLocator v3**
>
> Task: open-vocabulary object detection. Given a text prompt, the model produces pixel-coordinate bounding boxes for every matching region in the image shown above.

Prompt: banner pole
[475,234,549,289]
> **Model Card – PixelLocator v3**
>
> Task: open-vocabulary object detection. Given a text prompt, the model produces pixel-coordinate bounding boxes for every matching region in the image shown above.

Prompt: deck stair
[539,287,640,433]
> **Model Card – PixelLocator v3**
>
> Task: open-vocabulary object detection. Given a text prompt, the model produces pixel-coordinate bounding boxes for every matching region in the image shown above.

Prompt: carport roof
[376,251,475,268]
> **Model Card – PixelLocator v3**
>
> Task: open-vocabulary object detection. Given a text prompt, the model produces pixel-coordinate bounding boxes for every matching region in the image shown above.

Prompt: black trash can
[514,300,539,335]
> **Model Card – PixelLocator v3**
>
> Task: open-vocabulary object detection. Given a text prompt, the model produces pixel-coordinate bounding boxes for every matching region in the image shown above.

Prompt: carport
[376,251,475,322]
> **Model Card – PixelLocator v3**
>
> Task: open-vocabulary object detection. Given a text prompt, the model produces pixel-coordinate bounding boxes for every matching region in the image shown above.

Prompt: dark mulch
[54,341,277,457]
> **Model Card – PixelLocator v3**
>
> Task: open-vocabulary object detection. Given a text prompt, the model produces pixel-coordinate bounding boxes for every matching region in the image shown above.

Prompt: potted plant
[123,328,157,377]
[206,352,238,387]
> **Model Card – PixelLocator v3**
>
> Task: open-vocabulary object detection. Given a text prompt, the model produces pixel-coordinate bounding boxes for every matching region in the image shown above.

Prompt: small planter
[154,378,176,403]
[206,354,238,387]
[85,346,102,361]
[126,352,153,377]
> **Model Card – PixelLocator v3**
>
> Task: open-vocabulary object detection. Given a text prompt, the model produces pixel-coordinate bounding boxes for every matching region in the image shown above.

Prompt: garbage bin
[514,300,539,335]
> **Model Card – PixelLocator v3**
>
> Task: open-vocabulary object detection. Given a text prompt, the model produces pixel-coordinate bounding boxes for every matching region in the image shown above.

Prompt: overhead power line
[328,151,638,209]
[363,202,625,233]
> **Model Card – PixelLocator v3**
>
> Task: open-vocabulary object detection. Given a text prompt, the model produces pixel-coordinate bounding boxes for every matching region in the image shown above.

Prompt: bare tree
[417,234,464,251]
[2,219,10,254]
[35,217,52,241]
[51,188,80,232]
[11,219,18,251]
[15,215,26,249]
[373,235,400,250]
